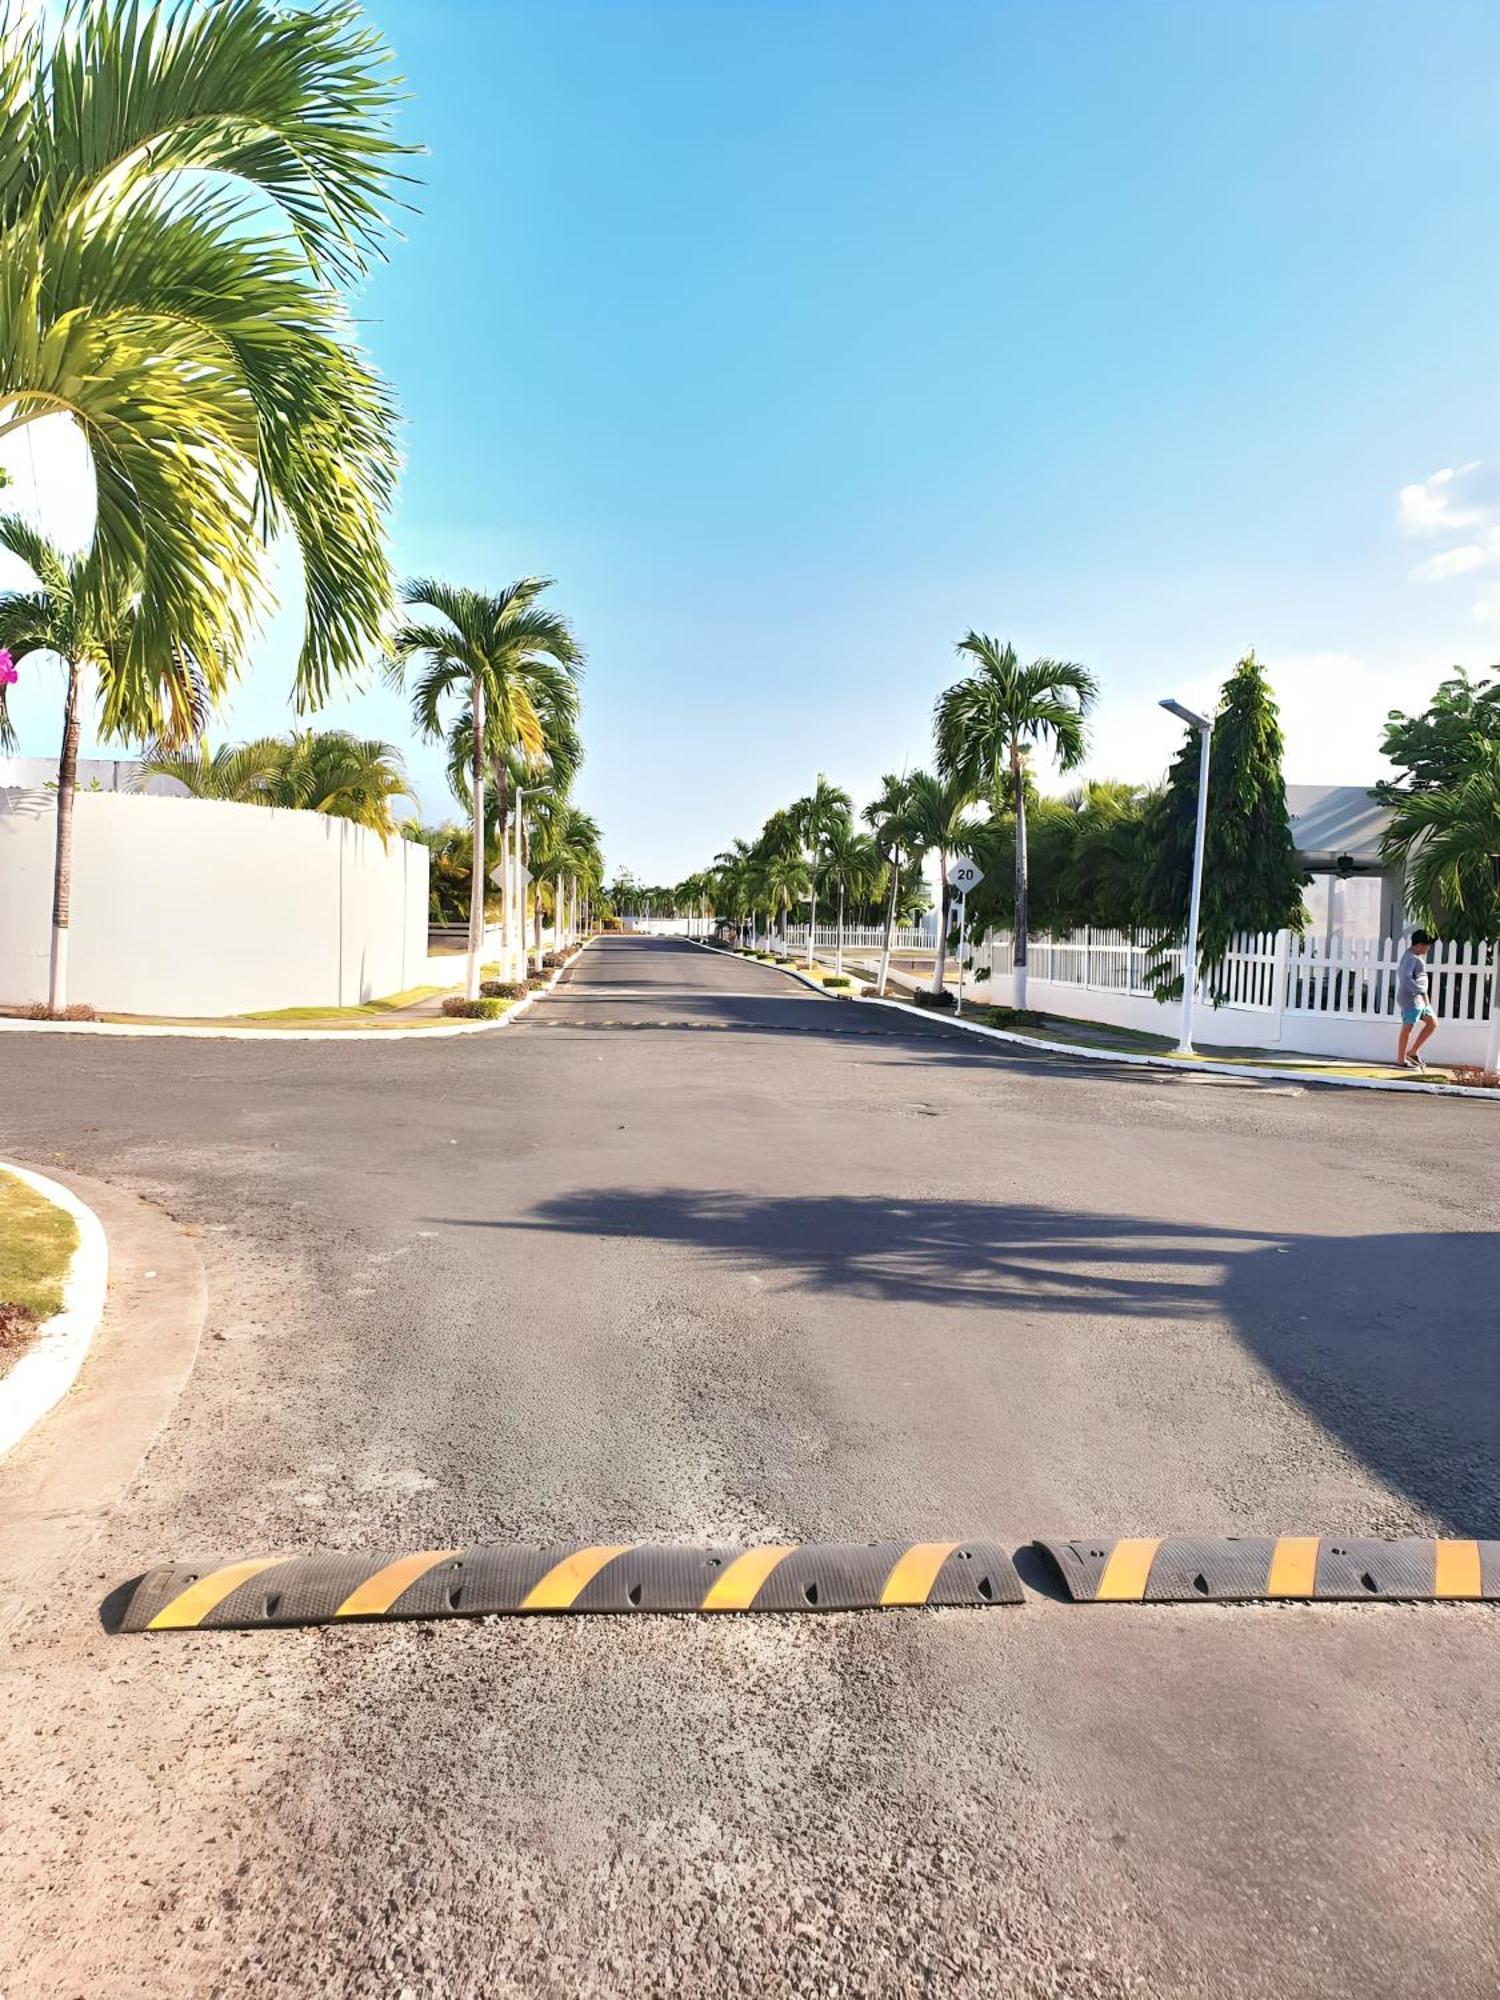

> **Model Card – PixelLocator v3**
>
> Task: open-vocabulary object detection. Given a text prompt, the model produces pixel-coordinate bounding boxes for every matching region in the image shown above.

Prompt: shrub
[18,1001,97,1021]
[822,975,852,990]
[526,973,550,990]
[442,996,508,1019]
[1450,1065,1500,1089]
[480,980,527,999]
[912,988,956,1012]
[543,952,563,968]
[981,1004,1046,1028]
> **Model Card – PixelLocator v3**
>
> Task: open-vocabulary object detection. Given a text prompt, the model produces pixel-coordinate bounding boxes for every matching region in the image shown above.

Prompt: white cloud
[1473,600,1500,623]
[1398,464,1500,613]
[1412,543,1485,582]
[1399,463,1483,534]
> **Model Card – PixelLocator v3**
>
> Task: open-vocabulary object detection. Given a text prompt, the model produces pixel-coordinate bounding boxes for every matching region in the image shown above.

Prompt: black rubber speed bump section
[115,1540,1023,1631]
[1035,1536,1500,1603]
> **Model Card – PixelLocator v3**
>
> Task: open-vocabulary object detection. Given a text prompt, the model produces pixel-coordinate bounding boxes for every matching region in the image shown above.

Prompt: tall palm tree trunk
[836,880,845,977]
[1011,741,1029,1010]
[877,857,900,997]
[466,681,486,999]
[929,851,951,995]
[806,877,818,965]
[47,658,83,1013]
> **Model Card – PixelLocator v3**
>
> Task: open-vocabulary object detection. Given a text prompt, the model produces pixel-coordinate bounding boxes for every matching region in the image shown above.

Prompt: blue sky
[4,0,1498,881]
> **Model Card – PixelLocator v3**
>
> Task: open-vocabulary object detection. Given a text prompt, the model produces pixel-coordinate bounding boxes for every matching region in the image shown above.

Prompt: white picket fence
[980,928,1499,1065]
[782,923,935,952]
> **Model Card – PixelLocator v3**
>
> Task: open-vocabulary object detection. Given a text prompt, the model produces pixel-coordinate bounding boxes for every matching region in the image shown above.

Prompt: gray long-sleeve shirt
[1396,949,1429,1009]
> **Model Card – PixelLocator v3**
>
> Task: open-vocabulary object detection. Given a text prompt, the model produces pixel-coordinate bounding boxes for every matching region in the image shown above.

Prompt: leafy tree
[1381,741,1500,943]
[1,0,410,1006]
[862,772,918,993]
[387,579,582,997]
[405,821,476,923]
[1377,669,1500,797]
[892,769,982,994]
[1,0,408,691]
[790,773,853,965]
[0,514,216,1007]
[138,729,414,840]
[819,817,883,973]
[935,634,1096,1007]
[1139,653,1306,994]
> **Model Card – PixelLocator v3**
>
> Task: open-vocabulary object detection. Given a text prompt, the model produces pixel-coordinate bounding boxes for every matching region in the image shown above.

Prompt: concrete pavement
[1,935,1497,1997]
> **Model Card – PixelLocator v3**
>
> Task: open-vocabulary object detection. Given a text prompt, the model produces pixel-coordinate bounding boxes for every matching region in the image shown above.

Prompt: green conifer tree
[1140,654,1307,994]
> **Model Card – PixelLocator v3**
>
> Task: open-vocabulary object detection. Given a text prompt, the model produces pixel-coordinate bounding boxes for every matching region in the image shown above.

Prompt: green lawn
[0,1170,78,1330]
[239,984,450,1022]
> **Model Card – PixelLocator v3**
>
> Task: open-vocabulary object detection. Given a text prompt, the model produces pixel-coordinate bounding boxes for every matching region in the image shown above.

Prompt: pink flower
[0,650,15,688]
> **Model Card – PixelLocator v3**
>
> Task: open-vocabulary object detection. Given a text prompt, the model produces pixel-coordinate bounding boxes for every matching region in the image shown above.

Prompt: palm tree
[138,729,414,841]
[760,844,811,952]
[0,515,217,1006]
[751,810,805,951]
[820,819,882,976]
[442,660,581,975]
[1,0,407,696]
[531,798,601,953]
[1381,745,1500,943]
[1,1,410,1009]
[404,821,474,924]
[863,771,917,996]
[387,579,582,998]
[897,769,983,995]
[935,636,1096,1007]
[790,774,854,965]
[712,839,754,942]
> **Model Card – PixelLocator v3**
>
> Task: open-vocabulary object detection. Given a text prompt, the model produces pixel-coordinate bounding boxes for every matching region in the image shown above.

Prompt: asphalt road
[2,936,1497,1998]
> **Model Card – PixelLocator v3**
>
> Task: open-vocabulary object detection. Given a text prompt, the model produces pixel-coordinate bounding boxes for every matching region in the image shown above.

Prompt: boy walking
[1396,929,1436,1069]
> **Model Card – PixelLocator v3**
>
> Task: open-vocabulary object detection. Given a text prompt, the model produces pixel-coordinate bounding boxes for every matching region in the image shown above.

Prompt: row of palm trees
[0,0,604,1008]
[689,635,1098,1005]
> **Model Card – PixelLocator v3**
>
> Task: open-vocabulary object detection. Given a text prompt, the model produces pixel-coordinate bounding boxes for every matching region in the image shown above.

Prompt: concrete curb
[0,936,598,1044]
[688,939,864,1001]
[851,994,1500,1099]
[0,1162,110,1459]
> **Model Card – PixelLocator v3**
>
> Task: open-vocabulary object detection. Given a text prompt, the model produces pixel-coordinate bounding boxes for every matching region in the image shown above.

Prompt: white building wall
[0,789,429,1015]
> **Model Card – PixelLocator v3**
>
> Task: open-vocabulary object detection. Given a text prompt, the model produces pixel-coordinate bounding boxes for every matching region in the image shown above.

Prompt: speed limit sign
[949,857,983,895]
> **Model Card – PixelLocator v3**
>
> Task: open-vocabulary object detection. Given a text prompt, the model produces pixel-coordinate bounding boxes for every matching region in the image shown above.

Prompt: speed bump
[116,1539,1024,1631]
[1036,1536,1500,1603]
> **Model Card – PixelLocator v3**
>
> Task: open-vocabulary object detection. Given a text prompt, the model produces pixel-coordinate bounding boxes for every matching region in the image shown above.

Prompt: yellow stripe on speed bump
[521,1545,632,1611]
[880,1541,959,1606]
[147,1557,285,1631]
[1267,1536,1320,1598]
[700,1546,795,1611]
[1095,1538,1162,1602]
[335,1549,460,1618]
[1434,1540,1483,1599]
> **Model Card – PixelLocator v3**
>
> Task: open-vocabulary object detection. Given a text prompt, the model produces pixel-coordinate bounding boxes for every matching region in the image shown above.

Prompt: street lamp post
[1160,698,1213,1055]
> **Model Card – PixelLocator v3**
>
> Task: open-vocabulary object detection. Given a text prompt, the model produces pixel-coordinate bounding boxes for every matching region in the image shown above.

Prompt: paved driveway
[2,936,1496,1997]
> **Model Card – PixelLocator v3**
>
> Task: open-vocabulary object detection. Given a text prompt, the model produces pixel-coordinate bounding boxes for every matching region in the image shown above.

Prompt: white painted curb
[687,938,864,999]
[851,994,1500,1100]
[0,1163,110,1460]
[0,937,598,1043]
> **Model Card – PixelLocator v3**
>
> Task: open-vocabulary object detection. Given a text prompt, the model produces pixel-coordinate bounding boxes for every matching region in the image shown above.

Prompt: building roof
[1286,783,1392,869]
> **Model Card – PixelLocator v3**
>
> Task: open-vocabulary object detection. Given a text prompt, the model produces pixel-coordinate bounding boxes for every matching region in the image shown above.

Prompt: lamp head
[1159,697,1212,731]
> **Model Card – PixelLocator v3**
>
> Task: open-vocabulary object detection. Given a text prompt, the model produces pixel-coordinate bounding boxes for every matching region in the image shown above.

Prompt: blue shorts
[1402,1004,1434,1026]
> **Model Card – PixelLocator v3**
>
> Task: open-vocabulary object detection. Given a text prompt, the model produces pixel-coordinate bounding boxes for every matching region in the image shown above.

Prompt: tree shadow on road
[453,1189,1500,1533]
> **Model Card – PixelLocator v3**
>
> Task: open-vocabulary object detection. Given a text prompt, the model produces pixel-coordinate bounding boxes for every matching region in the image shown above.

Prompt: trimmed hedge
[442,996,510,1020]
[480,979,527,999]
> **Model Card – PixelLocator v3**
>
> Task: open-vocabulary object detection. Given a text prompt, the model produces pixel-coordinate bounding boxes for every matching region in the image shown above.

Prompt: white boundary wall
[0,788,430,1015]
[976,927,1500,1066]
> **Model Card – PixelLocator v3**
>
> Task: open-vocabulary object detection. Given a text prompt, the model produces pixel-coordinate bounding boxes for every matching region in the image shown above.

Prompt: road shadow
[1226,1227,1500,1533]
[449,1189,1500,1533]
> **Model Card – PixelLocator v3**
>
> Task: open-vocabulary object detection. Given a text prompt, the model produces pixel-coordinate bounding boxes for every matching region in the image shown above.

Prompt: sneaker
[1403,1053,1426,1072]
